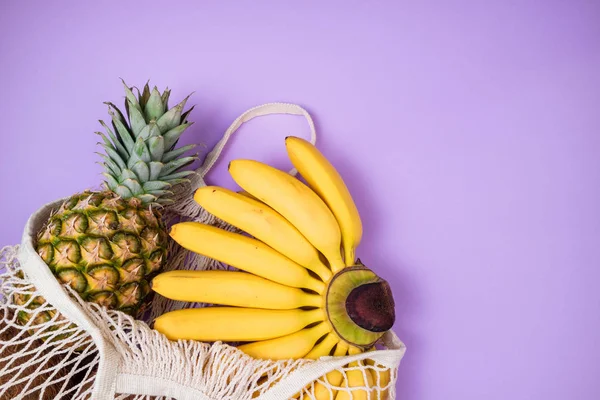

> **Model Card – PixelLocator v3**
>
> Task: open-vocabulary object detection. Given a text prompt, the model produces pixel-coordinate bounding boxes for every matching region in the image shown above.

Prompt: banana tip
[193,187,207,204]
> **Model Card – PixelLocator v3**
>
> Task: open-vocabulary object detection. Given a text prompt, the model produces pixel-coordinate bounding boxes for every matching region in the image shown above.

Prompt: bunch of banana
[152,136,395,399]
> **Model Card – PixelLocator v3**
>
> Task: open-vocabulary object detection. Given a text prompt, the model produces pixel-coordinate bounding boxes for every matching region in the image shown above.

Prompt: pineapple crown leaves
[96,80,198,205]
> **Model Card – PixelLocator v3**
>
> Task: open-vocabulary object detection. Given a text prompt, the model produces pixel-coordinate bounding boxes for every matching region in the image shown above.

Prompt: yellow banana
[237,189,260,201]
[280,333,342,400]
[335,346,375,400]
[229,159,345,271]
[300,341,349,400]
[238,322,331,360]
[154,307,324,342]
[194,186,332,282]
[304,333,340,360]
[366,358,391,400]
[169,222,324,293]
[152,270,321,309]
[285,137,362,269]
[334,341,350,356]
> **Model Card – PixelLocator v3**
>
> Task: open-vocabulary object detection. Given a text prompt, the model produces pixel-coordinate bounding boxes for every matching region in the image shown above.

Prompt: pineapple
[18,81,197,320]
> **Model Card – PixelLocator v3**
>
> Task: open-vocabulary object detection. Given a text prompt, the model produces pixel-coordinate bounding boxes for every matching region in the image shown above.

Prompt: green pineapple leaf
[148,161,163,180]
[127,100,147,136]
[102,144,126,170]
[131,161,150,182]
[166,178,192,186]
[138,122,161,141]
[159,156,196,178]
[114,184,133,198]
[145,87,164,122]
[161,89,171,112]
[120,169,137,181]
[122,178,144,195]
[160,170,197,181]
[96,153,122,175]
[139,81,151,108]
[121,79,143,117]
[163,144,197,163]
[126,150,141,169]
[99,121,129,158]
[163,123,193,150]
[133,138,152,163]
[95,131,111,146]
[107,104,135,152]
[102,173,120,190]
[147,189,174,198]
[137,193,158,204]
[142,181,171,191]
[148,136,164,161]
[180,105,196,123]
[102,162,120,177]
[105,102,130,131]
[95,132,128,162]
[156,96,189,132]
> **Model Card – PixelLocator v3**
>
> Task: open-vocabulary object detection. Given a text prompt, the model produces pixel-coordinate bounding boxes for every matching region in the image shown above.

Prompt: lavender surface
[1,2,599,398]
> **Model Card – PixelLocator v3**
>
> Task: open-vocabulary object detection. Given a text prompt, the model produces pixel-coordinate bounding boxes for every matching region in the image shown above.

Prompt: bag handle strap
[199,102,317,179]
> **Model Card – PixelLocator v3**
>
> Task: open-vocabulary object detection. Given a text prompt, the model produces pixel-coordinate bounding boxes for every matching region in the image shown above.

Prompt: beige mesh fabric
[0,103,406,400]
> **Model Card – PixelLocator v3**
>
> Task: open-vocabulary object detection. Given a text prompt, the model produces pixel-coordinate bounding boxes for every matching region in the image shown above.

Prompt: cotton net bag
[0,103,406,400]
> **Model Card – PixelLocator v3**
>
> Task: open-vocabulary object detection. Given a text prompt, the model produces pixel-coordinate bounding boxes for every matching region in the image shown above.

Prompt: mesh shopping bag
[0,103,406,400]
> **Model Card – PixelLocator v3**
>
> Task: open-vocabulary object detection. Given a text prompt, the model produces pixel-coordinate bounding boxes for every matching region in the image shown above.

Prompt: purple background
[1,2,599,398]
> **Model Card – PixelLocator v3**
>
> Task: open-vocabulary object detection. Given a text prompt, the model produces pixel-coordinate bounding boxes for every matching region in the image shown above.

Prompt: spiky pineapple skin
[32,190,168,316]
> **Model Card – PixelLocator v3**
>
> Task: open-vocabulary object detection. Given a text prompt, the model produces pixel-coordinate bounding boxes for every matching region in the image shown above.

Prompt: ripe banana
[229,159,345,271]
[237,189,260,201]
[238,322,330,360]
[152,270,321,309]
[154,307,324,342]
[256,333,339,400]
[301,341,349,400]
[304,333,340,360]
[366,355,391,400]
[169,222,324,293]
[335,346,375,400]
[194,186,331,281]
[285,136,362,269]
